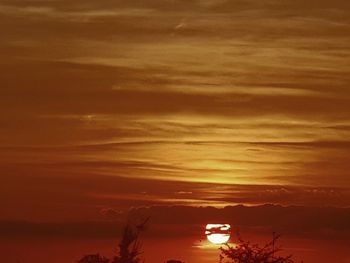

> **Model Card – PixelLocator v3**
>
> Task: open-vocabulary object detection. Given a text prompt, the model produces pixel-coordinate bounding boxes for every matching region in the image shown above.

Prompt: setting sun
[205,224,231,245]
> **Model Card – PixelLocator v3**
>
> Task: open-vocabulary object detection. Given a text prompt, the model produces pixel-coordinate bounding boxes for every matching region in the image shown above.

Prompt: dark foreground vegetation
[78,219,297,263]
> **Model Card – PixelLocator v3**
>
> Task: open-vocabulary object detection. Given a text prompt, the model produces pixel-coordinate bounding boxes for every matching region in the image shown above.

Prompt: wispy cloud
[0,0,349,221]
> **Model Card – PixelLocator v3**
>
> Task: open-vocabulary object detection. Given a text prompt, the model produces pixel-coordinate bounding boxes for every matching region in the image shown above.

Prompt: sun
[207,233,230,244]
[205,224,231,245]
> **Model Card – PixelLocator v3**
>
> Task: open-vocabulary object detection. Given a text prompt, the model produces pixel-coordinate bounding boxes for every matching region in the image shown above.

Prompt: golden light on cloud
[205,224,231,245]
[0,0,350,223]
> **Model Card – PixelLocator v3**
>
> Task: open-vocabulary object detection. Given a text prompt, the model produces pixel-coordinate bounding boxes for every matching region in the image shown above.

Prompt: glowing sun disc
[205,224,231,245]
[207,233,230,244]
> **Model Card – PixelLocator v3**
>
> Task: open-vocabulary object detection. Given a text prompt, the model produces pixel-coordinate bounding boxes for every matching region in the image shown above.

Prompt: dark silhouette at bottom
[220,233,296,263]
[78,220,297,263]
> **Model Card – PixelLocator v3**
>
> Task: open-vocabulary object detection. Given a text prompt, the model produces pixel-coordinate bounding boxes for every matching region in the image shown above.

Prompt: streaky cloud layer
[0,0,349,221]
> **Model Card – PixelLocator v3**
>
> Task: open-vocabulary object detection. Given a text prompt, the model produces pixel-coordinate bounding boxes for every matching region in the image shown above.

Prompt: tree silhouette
[78,220,300,263]
[112,218,149,263]
[77,218,148,263]
[166,260,185,263]
[78,254,110,263]
[220,233,295,263]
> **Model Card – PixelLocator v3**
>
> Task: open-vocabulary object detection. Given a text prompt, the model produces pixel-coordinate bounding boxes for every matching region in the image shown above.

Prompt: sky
[0,0,350,223]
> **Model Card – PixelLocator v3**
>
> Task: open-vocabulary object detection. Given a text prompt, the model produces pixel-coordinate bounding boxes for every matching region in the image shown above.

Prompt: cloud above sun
[0,0,350,221]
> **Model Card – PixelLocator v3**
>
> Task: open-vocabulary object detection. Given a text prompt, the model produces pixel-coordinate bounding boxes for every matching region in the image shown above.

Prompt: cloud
[0,0,349,222]
[99,207,125,219]
[1,204,349,239]
[1,60,349,117]
[1,165,349,222]
[129,205,350,239]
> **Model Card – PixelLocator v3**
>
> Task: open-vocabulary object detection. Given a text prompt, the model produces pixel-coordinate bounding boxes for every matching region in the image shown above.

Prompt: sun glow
[205,224,231,245]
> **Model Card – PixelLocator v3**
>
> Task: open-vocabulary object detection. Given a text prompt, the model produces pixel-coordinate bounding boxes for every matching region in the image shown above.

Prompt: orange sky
[0,0,350,221]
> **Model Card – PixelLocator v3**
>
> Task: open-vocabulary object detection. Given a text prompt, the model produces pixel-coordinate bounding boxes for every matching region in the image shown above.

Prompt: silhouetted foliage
[112,218,149,263]
[78,220,300,263]
[220,233,295,263]
[78,218,148,263]
[78,254,110,263]
[166,260,185,263]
